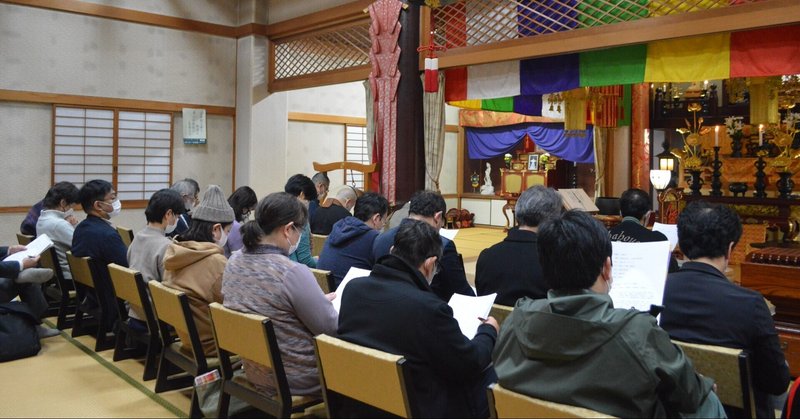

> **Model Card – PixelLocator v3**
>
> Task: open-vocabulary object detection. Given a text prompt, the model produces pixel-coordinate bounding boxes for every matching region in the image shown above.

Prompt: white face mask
[99,199,122,218]
[287,225,300,255]
[215,227,228,248]
[63,208,74,219]
[164,214,178,235]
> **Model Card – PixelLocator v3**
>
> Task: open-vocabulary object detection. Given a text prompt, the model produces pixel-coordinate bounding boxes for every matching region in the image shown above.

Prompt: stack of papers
[3,234,54,263]
[609,241,670,313]
[330,267,371,313]
[448,293,497,339]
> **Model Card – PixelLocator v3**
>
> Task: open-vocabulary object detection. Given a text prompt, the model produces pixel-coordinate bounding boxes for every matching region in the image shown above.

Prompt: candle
[759,124,764,146]
[714,125,719,147]
[703,80,709,89]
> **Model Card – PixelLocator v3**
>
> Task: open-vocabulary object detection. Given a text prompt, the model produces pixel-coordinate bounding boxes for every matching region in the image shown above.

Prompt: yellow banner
[644,33,731,82]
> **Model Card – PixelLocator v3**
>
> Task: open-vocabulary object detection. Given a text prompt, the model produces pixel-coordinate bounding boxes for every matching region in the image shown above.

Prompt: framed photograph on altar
[528,154,539,171]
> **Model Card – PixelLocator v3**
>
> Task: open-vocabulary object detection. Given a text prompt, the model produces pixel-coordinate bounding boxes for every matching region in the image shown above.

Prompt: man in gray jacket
[493,210,725,418]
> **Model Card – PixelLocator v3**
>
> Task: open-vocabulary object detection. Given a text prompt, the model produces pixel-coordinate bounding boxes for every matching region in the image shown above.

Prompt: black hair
[619,188,651,219]
[78,179,114,214]
[42,182,79,209]
[284,174,318,201]
[178,219,232,244]
[145,189,186,223]
[242,192,308,250]
[354,192,389,222]
[678,201,742,260]
[228,186,258,222]
[392,219,442,268]
[409,190,446,217]
[538,210,612,291]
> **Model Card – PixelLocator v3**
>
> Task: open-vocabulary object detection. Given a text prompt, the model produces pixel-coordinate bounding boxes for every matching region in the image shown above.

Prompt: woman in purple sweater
[221,192,338,397]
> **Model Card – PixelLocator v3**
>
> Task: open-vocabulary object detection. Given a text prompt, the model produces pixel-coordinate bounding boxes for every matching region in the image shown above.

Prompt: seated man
[35,181,80,283]
[317,192,388,287]
[475,186,561,305]
[0,246,58,338]
[373,190,473,301]
[493,210,725,418]
[609,188,679,273]
[661,201,790,418]
[338,219,499,418]
[309,171,330,223]
[71,179,128,329]
[310,184,356,235]
[126,189,186,331]
[168,178,200,238]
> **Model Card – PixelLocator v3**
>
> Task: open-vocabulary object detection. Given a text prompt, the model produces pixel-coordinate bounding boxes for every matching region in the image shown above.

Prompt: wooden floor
[0,226,505,418]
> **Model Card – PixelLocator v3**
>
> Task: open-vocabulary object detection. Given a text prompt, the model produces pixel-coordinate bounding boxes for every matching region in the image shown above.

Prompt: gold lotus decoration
[675,102,711,170]
[769,114,800,172]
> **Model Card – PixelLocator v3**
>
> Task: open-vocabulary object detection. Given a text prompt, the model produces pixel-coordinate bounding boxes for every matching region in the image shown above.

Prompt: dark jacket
[475,228,547,306]
[167,213,191,239]
[310,203,351,235]
[72,215,129,326]
[317,216,379,287]
[609,218,679,273]
[0,247,21,280]
[373,220,474,302]
[20,200,43,236]
[337,254,497,418]
[494,291,714,418]
[661,261,791,419]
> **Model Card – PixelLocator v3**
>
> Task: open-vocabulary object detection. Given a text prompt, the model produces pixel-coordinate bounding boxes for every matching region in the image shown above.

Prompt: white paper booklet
[447,292,497,339]
[4,234,54,263]
[609,241,670,313]
[652,222,679,252]
[331,267,371,313]
[439,228,459,241]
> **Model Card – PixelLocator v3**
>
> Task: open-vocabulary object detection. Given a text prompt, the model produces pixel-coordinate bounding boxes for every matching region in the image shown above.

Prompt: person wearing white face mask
[125,189,186,332]
[224,186,257,258]
[36,182,80,283]
[72,179,130,330]
[162,185,234,357]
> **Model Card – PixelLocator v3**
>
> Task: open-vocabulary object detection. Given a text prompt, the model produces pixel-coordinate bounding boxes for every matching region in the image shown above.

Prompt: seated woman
[224,186,257,258]
[284,174,318,268]
[35,181,80,281]
[163,185,234,357]
[222,192,337,398]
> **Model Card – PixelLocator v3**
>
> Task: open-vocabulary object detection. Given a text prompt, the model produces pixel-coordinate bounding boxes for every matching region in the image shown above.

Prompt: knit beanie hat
[191,185,235,223]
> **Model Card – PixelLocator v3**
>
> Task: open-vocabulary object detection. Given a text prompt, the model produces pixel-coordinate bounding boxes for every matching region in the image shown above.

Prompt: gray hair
[334,185,357,202]
[312,172,330,186]
[515,186,563,227]
[170,178,200,197]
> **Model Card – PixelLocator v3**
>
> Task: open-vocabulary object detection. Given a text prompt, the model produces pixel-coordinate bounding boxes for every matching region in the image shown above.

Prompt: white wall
[266,0,354,23]
[79,0,240,26]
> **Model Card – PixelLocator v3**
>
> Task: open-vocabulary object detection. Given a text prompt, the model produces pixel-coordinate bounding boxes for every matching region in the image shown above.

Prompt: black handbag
[0,301,41,362]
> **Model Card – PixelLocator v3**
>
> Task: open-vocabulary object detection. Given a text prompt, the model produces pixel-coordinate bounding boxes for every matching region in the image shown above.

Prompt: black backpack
[0,301,41,362]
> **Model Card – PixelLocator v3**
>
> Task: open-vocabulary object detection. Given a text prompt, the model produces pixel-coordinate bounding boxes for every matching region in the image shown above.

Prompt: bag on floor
[0,301,41,362]
[195,369,252,417]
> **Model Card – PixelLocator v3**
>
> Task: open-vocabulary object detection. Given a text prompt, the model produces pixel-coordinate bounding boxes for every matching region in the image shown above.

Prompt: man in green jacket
[493,210,725,418]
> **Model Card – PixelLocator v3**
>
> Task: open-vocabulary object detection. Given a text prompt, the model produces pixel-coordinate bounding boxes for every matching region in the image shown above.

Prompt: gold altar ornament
[676,102,710,170]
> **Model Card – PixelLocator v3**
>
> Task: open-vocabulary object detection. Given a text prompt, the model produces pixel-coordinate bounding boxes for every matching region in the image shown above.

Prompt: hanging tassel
[424,57,439,93]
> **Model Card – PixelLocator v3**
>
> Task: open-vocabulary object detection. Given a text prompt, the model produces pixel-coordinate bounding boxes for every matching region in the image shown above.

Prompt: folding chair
[310,268,334,294]
[15,233,34,245]
[311,234,327,258]
[39,246,76,329]
[314,334,414,418]
[148,280,215,418]
[487,383,614,418]
[108,264,161,381]
[673,340,756,418]
[490,304,513,327]
[116,226,134,248]
[66,251,115,351]
[208,303,321,418]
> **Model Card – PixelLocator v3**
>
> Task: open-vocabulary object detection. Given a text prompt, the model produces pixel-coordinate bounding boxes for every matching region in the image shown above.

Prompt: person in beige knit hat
[162,185,234,356]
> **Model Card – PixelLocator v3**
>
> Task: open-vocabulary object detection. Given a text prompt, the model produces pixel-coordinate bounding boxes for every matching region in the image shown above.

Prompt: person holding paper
[317,192,388,287]
[373,190,474,301]
[0,245,59,338]
[661,201,789,419]
[493,210,725,418]
[222,192,336,398]
[338,219,499,418]
[476,186,562,305]
[609,188,679,273]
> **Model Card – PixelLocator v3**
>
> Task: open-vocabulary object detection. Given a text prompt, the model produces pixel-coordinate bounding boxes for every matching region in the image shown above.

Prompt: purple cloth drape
[466,123,594,163]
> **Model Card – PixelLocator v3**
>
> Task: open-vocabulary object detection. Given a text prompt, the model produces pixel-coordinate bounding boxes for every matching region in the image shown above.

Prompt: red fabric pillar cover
[630,83,651,190]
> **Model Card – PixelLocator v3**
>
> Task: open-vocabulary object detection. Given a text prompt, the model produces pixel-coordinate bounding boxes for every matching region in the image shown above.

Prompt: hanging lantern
[749,76,780,125]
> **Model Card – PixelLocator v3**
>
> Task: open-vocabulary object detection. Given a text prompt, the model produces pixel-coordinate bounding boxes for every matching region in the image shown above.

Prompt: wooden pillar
[394,1,425,204]
[630,83,651,190]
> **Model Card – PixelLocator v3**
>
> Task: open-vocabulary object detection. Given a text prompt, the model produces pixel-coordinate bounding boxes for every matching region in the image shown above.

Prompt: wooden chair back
[108,264,144,313]
[148,280,192,339]
[487,384,614,418]
[116,226,134,248]
[66,251,94,289]
[310,268,333,294]
[673,340,755,417]
[491,304,513,327]
[315,334,413,418]
[40,246,75,329]
[16,233,34,245]
[311,234,327,258]
[208,303,276,369]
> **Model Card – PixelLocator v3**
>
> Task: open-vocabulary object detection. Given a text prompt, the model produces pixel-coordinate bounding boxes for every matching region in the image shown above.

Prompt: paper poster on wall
[182,108,207,144]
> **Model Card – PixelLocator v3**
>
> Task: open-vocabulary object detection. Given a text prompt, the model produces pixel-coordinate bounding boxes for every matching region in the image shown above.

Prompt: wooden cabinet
[499,169,547,196]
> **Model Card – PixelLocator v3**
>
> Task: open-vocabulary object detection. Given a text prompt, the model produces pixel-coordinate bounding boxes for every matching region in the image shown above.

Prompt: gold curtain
[749,76,779,125]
